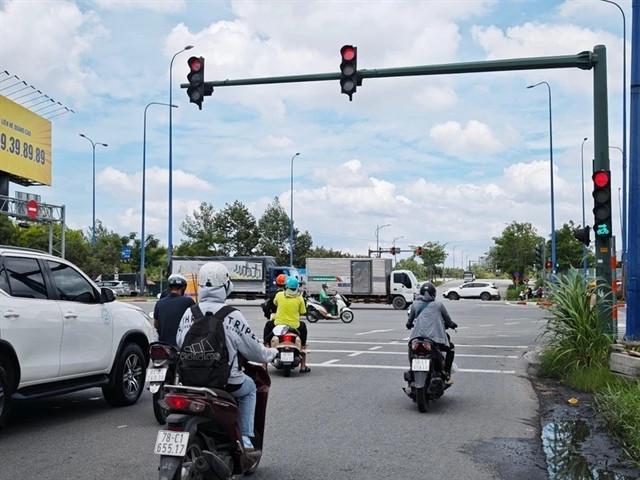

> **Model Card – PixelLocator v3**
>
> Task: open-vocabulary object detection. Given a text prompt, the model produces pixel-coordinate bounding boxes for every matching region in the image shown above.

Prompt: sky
[0,0,632,270]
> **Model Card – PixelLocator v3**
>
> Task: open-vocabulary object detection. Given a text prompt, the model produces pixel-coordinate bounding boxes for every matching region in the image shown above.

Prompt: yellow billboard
[0,95,52,186]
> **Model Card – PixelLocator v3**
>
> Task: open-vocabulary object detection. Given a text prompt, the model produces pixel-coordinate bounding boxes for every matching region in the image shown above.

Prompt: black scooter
[146,342,180,424]
[403,337,452,413]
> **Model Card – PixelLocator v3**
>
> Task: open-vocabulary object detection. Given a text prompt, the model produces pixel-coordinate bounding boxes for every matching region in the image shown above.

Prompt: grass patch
[596,380,640,468]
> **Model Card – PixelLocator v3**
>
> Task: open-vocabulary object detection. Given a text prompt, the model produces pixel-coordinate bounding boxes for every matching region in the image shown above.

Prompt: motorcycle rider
[176,262,278,451]
[153,273,195,346]
[318,283,336,318]
[273,276,310,373]
[405,281,458,382]
[262,273,288,345]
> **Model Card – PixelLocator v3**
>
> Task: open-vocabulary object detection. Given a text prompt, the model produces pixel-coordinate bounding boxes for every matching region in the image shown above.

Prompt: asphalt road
[1,298,552,480]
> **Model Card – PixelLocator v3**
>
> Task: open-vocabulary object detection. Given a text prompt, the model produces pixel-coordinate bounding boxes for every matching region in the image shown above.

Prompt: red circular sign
[26,199,38,219]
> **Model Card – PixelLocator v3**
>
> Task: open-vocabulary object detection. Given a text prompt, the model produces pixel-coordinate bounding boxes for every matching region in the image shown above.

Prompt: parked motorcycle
[155,362,269,480]
[305,293,354,323]
[146,341,180,425]
[269,324,304,377]
[403,337,452,413]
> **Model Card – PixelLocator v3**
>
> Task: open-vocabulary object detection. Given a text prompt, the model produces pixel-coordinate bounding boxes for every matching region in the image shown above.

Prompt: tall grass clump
[595,380,640,468]
[540,268,613,376]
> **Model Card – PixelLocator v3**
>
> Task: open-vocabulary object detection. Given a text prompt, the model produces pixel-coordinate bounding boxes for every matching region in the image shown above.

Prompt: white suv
[0,246,156,429]
[442,281,501,301]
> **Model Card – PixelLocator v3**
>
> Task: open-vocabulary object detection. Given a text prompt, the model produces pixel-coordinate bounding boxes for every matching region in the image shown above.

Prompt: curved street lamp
[527,81,557,277]
[168,44,193,272]
[141,102,177,295]
[375,224,390,258]
[79,133,108,247]
[289,152,301,267]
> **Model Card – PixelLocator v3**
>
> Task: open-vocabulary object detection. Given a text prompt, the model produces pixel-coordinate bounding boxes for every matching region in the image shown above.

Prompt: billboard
[0,95,52,186]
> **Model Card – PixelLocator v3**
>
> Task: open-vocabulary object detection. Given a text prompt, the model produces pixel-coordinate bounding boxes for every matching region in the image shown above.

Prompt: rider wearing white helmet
[153,273,195,345]
[176,262,278,451]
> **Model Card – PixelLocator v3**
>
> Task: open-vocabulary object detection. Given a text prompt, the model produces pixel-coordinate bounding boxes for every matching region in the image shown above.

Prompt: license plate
[154,430,190,456]
[280,351,294,363]
[146,367,167,383]
[412,358,430,371]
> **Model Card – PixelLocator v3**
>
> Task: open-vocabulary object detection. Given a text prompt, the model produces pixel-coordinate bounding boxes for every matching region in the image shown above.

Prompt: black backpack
[178,304,235,389]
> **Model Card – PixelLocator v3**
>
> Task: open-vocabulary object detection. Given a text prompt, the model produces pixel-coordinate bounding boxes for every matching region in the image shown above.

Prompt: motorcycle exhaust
[428,377,445,398]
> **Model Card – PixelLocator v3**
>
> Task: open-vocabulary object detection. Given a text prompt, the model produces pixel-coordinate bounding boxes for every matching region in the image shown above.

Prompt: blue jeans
[229,374,256,438]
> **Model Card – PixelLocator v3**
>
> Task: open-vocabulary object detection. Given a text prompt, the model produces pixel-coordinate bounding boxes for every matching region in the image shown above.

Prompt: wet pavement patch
[542,419,638,479]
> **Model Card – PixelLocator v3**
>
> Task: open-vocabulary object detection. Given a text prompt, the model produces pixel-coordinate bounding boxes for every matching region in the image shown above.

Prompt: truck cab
[389,269,420,309]
[267,266,300,294]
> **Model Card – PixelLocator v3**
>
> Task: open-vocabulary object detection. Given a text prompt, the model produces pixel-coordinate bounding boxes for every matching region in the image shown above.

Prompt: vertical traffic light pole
[592,45,614,333]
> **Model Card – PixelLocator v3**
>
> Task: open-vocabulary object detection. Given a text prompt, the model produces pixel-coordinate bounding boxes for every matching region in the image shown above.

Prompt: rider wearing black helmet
[153,274,195,346]
[406,281,458,382]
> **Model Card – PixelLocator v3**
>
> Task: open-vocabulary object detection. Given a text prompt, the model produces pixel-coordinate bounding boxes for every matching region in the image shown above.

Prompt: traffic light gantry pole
[179,45,627,337]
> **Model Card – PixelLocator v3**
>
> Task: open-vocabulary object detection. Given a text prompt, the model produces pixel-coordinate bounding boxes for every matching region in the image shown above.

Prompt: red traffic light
[545,261,552,269]
[416,247,422,255]
[593,170,609,187]
[341,45,356,62]
[188,56,202,72]
[390,247,396,255]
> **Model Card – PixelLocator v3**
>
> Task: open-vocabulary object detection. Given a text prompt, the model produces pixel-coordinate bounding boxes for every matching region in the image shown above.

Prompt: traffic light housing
[592,170,612,238]
[390,247,396,255]
[535,244,543,267]
[187,56,205,109]
[573,226,591,246]
[416,246,422,256]
[339,45,357,101]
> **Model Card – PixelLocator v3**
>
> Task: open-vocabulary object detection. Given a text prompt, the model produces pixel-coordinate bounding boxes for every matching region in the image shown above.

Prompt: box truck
[171,256,298,300]
[305,257,419,309]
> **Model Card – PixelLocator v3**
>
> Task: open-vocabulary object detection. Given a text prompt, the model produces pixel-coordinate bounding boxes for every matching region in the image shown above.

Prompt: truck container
[305,257,419,309]
[171,256,298,300]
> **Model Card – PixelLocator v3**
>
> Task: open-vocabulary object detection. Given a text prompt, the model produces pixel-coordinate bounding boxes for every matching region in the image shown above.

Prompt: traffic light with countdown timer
[339,45,358,101]
[592,170,612,238]
[187,56,205,109]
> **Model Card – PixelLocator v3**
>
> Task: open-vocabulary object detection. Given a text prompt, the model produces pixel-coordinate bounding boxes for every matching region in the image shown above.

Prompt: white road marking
[504,322,520,325]
[304,363,515,374]
[355,329,395,335]
[310,339,529,349]
[309,349,517,359]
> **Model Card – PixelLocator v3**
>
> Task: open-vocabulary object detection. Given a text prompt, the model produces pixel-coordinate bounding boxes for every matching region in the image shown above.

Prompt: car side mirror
[101,287,116,303]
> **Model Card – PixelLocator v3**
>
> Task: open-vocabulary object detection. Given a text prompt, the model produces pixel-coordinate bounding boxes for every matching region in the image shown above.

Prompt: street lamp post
[168,45,193,272]
[527,81,557,276]
[601,0,627,265]
[79,134,107,247]
[289,152,300,267]
[375,224,390,258]
[581,137,589,277]
[142,102,177,296]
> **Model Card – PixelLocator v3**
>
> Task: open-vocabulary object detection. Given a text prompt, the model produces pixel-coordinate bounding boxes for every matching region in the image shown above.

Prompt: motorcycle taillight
[411,341,431,354]
[282,334,296,343]
[164,394,206,413]
[150,344,171,359]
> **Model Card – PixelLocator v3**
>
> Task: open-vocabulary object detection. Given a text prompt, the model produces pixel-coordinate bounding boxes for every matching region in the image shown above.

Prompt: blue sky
[0,0,631,268]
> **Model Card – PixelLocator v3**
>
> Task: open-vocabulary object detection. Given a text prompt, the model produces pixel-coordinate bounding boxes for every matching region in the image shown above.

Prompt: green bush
[540,268,612,372]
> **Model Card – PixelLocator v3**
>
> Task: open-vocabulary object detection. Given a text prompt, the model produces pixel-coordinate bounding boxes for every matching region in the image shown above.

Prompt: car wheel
[103,343,146,407]
[480,292,491,301]
[448,292,460,301]
[0,357,14,429]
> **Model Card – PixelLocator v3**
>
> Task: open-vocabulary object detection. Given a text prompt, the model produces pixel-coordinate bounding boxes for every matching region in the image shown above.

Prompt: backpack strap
[211,305,236,320]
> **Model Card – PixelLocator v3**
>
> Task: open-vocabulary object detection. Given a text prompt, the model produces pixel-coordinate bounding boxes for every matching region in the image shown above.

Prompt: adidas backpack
[178,304,235,389]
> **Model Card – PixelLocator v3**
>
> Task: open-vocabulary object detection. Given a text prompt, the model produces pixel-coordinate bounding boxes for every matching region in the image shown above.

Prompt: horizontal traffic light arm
[179,50,595,91]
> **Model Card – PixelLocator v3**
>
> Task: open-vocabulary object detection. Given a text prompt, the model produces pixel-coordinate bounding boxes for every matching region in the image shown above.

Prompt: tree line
[0,196,595,286]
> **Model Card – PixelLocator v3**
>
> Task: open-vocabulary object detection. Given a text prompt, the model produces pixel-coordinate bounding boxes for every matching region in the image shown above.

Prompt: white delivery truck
[305,257,419,309]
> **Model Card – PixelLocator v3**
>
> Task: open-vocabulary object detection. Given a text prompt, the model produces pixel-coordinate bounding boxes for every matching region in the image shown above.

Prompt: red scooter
[155,362,270,480]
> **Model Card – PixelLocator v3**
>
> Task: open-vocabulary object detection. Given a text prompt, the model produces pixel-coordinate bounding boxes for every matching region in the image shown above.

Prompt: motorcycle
[155,362,269,480]
[269,324,304,377]
[305,293,354,323]
[403,337,452,413]
[146,341,180,425]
